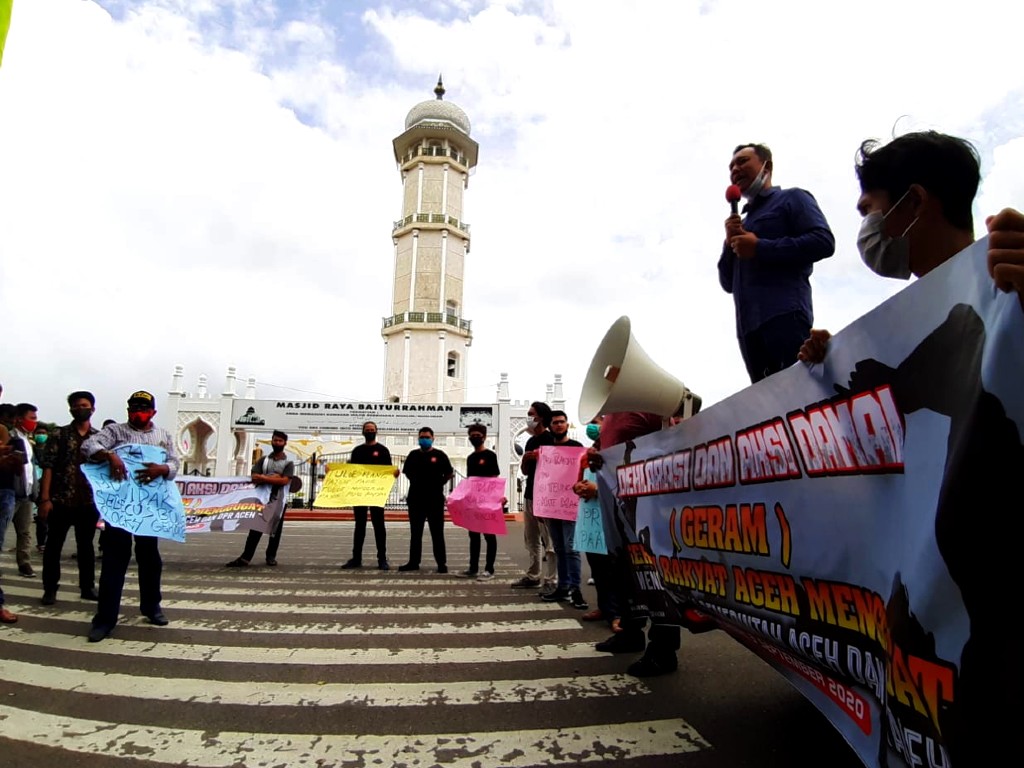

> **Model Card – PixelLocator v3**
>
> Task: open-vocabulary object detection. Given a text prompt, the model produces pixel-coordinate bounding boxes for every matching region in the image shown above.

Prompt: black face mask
[363,431,377,442]
[469,435,484,447]
[70,408,93,423]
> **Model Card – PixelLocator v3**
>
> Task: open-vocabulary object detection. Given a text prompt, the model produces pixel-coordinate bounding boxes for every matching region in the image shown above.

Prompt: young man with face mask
[226,430,295,568]
[11,403,41,577]
[798,131,1024,767]
[81,390,179,642]
[38,391,101,605]
[799,131,1021,362]
[510,401,558,589]
[457,423,503,580]
[718,143,836,384]
[538,411,588,609]
[399,426,453,573]
[341,421,399,571]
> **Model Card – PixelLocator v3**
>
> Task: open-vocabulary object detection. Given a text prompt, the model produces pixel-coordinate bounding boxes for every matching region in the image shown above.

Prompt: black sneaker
[510,577,541,589]
[397,563,420,572]
[569,588,589,610]
[627,653,678,677]
[595,631,646,653]
[378,560,390,571]
[455,569,478,578]
[225,557,249,568]
[40,591,56,606]
[340,559,362,570]
[540,588,569,603]
[87,624,112,643]
[436,565,449,574]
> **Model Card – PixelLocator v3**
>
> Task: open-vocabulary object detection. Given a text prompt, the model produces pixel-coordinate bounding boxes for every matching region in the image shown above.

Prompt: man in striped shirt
[81,390,179,643]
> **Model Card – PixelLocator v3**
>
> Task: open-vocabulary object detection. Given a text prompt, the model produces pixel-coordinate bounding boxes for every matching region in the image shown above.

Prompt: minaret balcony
[399,144,469,168]
[382,311,472,334]
[392,213,471,237]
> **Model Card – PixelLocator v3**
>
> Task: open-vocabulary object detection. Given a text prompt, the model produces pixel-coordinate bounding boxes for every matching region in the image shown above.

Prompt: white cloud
[0,0,1021,429]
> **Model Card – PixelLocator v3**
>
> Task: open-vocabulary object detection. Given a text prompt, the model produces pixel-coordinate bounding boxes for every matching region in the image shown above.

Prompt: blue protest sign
[81,443,186,542]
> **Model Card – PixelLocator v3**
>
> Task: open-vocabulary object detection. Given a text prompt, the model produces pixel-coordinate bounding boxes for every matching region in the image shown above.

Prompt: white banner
[231,400,496,435]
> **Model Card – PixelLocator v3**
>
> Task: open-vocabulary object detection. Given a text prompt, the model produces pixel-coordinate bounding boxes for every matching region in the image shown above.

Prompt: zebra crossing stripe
[0,704,709,765]
[0,628,606,665]
[0,586,564,614]
[10,606,582,635]
[0,659,649,706]
[1,583,526,598]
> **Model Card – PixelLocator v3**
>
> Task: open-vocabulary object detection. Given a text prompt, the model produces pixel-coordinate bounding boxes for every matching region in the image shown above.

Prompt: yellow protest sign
[313,463,397,508]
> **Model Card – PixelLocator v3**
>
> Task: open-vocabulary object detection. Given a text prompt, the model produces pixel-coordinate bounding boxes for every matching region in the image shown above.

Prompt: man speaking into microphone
[717,143,835,383]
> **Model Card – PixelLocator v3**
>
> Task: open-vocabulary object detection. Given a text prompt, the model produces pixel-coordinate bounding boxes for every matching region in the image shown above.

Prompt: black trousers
[42,502,98,593]
[467,531,497,573]
[351,506,387,563]
[739,310,810,384]
[587,551,619,619]
[241,507,286,562]
[407,497,446,568]
[93,526,162,628]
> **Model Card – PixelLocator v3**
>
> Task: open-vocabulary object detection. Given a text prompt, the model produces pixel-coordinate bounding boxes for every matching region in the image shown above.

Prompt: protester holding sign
[456,423,502,581]
[573,419,620,630]
[341,421,399,571]
[796,131,1024,768]
[225,431,294,568]
[398,426,453,573]
[537,411,587,609]
[80,390,179,643]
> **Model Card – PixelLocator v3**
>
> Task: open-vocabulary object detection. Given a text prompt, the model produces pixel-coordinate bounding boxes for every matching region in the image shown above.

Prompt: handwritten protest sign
[313,463,396,508]
[177,477,287,534]
[533,445,586,520]
[571,469,606,554]
[81,444,185,542]
[447,476,507,535]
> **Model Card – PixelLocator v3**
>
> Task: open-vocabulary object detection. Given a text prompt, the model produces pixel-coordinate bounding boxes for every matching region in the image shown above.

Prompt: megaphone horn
[578,316,702,424]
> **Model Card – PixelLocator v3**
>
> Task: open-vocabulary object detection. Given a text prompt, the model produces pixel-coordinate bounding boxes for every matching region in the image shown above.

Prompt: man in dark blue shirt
[718,143,835,383]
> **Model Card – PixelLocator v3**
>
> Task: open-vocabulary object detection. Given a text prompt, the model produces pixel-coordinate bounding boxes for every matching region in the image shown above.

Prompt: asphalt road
[0,520,866,767]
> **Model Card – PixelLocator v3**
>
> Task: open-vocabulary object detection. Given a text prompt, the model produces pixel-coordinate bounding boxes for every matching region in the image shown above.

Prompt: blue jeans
[0,489,14,552]
[547,518,581,589]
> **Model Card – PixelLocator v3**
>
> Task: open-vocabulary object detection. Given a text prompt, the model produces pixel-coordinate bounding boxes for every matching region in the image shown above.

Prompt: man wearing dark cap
[81,390,179,643]
[225,430,294,568]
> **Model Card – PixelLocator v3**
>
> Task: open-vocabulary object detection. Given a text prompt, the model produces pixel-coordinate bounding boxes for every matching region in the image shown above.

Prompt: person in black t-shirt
[399,426,453,573]
[458,423,504,580]
[342,421,400,571]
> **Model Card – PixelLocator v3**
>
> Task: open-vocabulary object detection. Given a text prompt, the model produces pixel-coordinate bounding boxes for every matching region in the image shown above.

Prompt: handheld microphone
[726,184,742,215]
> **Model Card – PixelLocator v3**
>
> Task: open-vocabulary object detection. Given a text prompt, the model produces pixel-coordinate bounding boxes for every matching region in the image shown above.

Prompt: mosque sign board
[231,400,496,435]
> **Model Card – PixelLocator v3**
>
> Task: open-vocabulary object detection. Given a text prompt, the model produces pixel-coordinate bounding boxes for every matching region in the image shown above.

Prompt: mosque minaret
[382,77,479,404]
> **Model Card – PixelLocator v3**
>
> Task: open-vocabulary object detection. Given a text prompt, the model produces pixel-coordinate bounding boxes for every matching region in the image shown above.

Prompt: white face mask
[742,163,769,200]
[857,190,918,280]
[525,417,539,434]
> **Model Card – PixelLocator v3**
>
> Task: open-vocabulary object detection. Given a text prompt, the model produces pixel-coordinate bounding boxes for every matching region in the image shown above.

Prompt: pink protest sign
[533,445,587,520]
[446,476,508,535]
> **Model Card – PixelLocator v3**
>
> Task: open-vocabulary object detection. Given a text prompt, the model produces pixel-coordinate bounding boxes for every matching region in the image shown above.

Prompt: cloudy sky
[1,0,1022,427]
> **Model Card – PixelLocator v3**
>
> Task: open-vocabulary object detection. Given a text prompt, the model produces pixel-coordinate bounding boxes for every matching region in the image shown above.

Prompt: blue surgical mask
[585,423,601,441]
[742,164,769,200]
[857,190,917,280]
[419,437,433,449]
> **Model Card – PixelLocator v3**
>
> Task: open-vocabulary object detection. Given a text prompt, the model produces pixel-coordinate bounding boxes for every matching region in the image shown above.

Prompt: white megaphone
[578,316,702,424]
